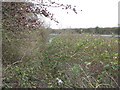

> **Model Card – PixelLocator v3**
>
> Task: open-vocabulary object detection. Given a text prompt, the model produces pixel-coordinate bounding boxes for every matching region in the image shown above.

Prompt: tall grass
[2,28,48,65]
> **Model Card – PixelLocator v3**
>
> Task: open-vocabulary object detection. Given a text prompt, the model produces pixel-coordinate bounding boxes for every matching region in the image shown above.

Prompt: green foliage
[95,26,100,30]
[3,32,118,88]
[3,64,37,88]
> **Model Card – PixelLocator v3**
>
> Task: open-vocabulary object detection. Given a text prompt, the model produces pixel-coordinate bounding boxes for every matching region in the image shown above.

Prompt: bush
[2,2,49,65]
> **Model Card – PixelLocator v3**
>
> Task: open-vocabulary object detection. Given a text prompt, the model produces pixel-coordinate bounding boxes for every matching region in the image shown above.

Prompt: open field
[2,31,119,88]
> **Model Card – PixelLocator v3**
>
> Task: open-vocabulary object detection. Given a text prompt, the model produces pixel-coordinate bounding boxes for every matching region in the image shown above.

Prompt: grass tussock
[2,28,48,65]
[2,32,119,88]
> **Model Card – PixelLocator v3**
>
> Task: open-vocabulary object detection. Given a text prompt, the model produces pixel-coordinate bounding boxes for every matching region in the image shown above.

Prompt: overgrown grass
[3,32,119,88]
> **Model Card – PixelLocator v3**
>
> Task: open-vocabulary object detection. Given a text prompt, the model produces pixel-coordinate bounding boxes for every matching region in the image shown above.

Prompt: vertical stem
[41,0,43,3]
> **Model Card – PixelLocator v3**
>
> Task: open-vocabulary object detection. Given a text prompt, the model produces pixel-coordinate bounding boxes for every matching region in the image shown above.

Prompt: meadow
[2,30,119,88]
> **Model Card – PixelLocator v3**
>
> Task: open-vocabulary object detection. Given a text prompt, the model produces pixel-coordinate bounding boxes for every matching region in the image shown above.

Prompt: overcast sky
[36,0,120,29]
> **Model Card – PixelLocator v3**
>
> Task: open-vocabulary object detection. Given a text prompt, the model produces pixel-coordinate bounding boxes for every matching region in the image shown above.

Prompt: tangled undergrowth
[2,33,119,88]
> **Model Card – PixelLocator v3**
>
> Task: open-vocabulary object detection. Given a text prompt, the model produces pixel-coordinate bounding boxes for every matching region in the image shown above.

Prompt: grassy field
[2,31,119,88]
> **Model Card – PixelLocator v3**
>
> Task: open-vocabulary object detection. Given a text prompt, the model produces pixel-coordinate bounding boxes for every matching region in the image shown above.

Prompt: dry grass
[2,28,48,65]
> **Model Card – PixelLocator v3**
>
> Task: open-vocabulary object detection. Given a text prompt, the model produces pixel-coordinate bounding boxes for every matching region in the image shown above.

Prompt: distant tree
[95,26,100,34]
[95,26,100,30]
